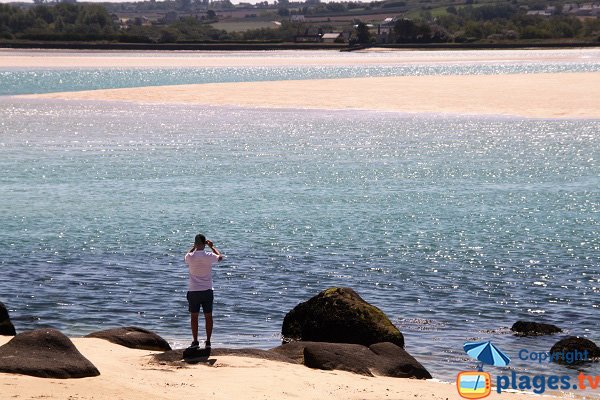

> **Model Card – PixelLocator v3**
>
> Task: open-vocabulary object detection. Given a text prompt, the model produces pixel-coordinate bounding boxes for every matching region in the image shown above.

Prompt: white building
[321,32,342,43]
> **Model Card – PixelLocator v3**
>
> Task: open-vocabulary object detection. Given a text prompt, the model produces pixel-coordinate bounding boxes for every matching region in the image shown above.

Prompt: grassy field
[211,20,281,32]
[405,6,449,19]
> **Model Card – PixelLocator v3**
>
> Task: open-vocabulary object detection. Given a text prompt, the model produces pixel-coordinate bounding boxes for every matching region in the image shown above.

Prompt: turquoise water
[1,98,598,384]
[2,62,600,96]
[1,52,599,385]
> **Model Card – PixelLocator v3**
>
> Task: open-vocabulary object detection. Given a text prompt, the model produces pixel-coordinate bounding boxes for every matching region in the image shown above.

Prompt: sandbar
[27,72,600,119]
[2,48,599,68]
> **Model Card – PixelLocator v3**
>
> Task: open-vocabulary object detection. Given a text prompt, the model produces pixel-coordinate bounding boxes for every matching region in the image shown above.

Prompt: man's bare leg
[191,312,199,343]
[204,312,213,346]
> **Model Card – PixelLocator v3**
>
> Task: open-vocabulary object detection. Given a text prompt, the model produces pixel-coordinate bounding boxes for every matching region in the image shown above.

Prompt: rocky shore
[0,290,598,399]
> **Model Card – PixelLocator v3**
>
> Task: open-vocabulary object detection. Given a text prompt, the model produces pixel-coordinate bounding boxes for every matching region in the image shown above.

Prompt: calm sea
[2,48,600,96]
[0,51,598,384]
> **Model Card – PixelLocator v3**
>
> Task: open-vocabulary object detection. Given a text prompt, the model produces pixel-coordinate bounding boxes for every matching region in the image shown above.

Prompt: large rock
[86,327,171,351]
[511,321,562,336]
[550,336,600,364]
[0,302,16,336]
[0,329,100,378]
[271,341,309,363]
[282,287,404,347]
[272,341,431,379]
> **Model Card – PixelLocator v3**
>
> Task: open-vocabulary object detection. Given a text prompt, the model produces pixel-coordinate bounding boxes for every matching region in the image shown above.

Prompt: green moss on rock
[282,287,404,348]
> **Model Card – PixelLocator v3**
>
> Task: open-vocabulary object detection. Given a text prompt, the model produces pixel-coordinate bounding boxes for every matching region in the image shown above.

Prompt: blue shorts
[187,290,214,314]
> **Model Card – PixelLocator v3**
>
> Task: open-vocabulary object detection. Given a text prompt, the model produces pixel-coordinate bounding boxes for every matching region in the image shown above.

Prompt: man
[184,233,223,349]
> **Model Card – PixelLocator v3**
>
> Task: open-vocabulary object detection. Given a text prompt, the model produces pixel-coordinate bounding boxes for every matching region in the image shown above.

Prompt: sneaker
[204,340,211,349]
[190,340,199,348]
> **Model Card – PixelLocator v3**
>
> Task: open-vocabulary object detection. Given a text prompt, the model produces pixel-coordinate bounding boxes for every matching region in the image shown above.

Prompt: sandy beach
[2,48,599,68]
[0,336,563,400]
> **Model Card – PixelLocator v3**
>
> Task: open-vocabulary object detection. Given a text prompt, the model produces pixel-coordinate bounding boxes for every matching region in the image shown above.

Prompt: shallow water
[2,49,600,96]
[0,99,598,384]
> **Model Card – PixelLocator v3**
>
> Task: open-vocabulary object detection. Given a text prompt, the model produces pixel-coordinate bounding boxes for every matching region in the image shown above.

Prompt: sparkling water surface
[3,62,600,96]
[2,48,600,96]
[1,50,599,386]
[1,99,598,385]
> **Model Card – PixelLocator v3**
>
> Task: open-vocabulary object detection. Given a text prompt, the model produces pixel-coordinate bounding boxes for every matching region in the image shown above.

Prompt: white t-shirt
[184,250,220,291]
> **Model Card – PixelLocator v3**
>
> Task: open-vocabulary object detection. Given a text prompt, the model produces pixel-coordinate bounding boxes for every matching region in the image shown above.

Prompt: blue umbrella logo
[464,341,511,371]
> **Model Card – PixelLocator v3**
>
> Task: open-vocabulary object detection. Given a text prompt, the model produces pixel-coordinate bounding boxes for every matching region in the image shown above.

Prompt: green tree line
[0,3,232,42]
[1,2,599,44]
[419,4,600,43]
[0,3,316,43]
[0,3,118,41]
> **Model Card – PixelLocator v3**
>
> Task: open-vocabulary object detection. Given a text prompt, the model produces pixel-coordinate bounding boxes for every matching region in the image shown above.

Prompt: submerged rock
[0,302,16,336]
[282,287,404,347]
[550,336,600,364]
[0,329,99,378]
[511,321,562,336]
[86,326,171,351]
[272,341,431,379]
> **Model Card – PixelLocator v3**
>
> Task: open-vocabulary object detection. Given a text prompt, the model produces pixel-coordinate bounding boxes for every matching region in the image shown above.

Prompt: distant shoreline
[1,40,599,52]
[6,47,598,69]
[1,41,347,51]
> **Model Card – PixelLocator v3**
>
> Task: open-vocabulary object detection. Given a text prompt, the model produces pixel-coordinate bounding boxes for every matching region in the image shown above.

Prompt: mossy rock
[282,287,404,348]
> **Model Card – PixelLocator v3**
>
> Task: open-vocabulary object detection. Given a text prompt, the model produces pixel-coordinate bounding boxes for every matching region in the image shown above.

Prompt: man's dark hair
[194,234,206,246]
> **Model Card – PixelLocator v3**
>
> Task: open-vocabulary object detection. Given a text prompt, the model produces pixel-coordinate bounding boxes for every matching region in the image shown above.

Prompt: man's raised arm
[206,240,223,261]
